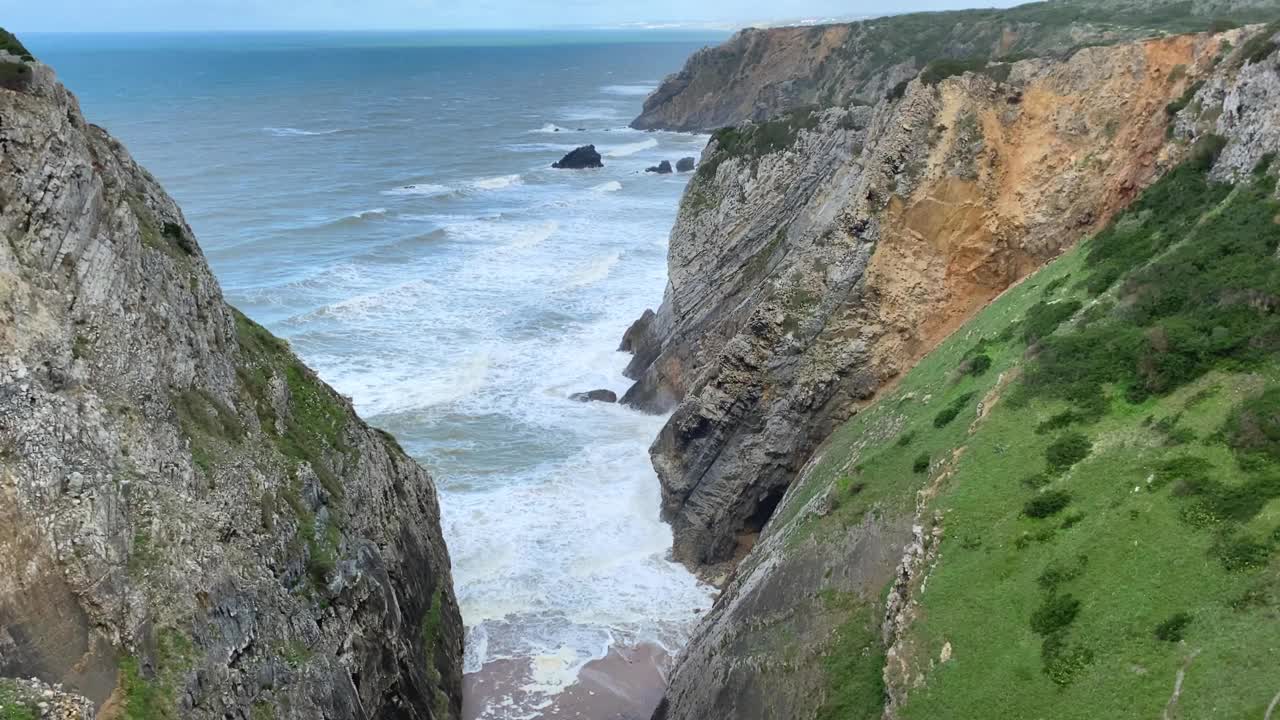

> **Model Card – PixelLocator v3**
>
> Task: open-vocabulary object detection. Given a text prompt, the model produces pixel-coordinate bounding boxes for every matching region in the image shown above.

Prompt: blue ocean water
[27,31,723,719]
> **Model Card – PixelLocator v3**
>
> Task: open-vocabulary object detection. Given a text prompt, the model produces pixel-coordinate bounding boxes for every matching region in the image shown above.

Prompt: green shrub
[1030,592,1081,635]
[0,29,34,61]
[1037,555,1087,592]
[1212,532,1272,571]
[920,57,988,85]
[1042,275,1071,296]
[1022,300,1082,342]
[1036,410,1086,435]
[913,453,930,474]
[933,392,976,429]
[1025,490,1072,519]
[1238,22,1279,66]
[896,430,916,447]
[1150,455,1213,491]
[1165,81,1204,116]
[1223,388,1280,463]
[1154,612,1192,641]
[1045,432,1092,474]
[967,354,992,376]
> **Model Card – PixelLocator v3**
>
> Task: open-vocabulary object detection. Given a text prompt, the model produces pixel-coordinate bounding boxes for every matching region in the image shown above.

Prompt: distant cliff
[644,21,1280,720]
[631,0,1280,132]
[0,44,463,719]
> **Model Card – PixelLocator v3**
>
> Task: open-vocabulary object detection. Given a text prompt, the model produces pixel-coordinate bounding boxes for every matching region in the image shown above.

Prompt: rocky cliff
[624,27,1251,576]
[631,0,1280,132]
[0,47,463,719]
[650,22,1280,720]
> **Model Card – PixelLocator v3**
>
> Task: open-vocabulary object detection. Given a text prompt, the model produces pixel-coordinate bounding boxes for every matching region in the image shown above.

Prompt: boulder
[569,389,619,403]
[552,145,604,169]
[676,156,697,172]
[646,160,674,174]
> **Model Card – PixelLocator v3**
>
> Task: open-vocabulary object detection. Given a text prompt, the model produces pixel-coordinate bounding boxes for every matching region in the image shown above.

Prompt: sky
[5,0,1025,33]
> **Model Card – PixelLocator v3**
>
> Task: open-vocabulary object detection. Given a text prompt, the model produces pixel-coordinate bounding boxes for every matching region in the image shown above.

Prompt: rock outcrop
[675,157,696,173]
[0,677,95,719]
[0,54,462,718]
[646,160,674,174]
[631,0,1280,132]
[552,145,604,169]
[569,389,618,403]
[649,24,1280,720]
[623,29,1246,573]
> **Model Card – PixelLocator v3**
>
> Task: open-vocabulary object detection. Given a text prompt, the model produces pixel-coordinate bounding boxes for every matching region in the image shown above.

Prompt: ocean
[25,30,723,719]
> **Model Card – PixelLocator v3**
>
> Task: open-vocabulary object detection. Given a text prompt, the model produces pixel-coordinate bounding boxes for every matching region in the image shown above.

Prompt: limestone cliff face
[624,30,1241,575]
[0,58,462,718]
[632,0,1280,132]
[648,26,1280,720]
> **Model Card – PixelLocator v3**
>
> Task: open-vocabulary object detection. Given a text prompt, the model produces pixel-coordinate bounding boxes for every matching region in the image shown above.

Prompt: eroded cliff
[651,23,1280,720]
[0,50,462,719]
[625,29,1246,576]
[632,0,1280,132]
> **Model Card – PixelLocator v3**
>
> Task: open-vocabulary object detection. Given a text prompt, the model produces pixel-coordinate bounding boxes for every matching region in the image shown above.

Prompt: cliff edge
[0,43,463,719]
[651,22,1280,720]
[625,27,1251,577]
[631,0,1280,132]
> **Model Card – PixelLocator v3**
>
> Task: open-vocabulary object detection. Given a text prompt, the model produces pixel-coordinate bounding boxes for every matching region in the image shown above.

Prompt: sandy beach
[463,643,670,720]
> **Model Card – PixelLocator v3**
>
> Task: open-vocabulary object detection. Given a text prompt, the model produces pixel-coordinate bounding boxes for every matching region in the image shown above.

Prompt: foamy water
[33,30,723,720]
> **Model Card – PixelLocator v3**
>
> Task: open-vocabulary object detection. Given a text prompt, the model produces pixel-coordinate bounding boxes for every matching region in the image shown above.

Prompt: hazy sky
[7,0,1024,33]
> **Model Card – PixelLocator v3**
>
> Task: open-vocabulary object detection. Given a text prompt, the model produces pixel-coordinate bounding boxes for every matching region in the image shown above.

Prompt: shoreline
[463,643,671,720]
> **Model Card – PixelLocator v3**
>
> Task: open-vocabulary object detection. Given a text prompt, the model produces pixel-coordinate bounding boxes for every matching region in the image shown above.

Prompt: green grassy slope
[778,142,1280,717]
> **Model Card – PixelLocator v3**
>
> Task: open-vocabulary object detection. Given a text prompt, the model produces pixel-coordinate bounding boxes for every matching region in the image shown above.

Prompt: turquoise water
[29,31,722,718]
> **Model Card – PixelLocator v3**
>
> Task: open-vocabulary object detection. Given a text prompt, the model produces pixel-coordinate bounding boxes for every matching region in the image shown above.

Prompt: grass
[118,628,198,720]
[0,680,40,720]
[698,107,820,181]
[766,149,1280,718]
[233,309,352,501]
[815,595,884,720]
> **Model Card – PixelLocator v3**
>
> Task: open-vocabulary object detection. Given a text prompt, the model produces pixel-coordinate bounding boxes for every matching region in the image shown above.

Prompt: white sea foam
[504,142,580,153]
[382,183,451,197]
[507,221,558,249]
[529,123,572,134]
[600,138,658,157]
[264,126,345,137]
[565,251,622,287]
[558,105,623,121]
[601,83,657,96]
[592,180,622,193]
[471,174,523,191]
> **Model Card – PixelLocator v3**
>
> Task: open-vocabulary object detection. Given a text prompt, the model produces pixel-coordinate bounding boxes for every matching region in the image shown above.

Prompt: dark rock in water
[676,156,697,172]
[646,160,674,174]
[553,127,560,132]
[577,128,587,132]
[569,389,619,403]
[552,145,604,169]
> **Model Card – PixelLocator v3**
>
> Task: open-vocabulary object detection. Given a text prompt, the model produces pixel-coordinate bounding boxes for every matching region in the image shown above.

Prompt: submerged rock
[676,156,697,172]
[646,160,674,174]
[552,145,604,169]
[569,389,618,403]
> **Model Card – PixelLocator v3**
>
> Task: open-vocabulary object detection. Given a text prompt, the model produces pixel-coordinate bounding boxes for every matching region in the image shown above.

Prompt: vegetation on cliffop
[0,680,40,720]
[762,139,1280,718]
[118,628,198,720]
[0,29,33,61]
[698,107,821,181]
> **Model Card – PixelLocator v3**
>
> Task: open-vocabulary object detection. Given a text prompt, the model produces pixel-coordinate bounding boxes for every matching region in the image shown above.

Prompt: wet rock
[646,160,674,174]
[552,145,604,169]
[569,389,618,403]
[676,157,697,172]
